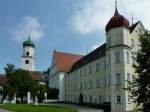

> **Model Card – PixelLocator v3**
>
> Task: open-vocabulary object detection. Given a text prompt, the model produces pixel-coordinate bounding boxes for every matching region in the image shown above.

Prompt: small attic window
[135,30,138,33]
[25,60,29,64]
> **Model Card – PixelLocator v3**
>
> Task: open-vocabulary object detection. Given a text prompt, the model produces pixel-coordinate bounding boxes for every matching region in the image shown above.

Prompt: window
[25,60,29,64]
[108,74,111,85]
[96,63,100,72]
[104,60,106,68]
[80,69,82,77]
[84,67,86,76]
[74,84,77,90]
[99,96,102,104]
[84,81,87,89]
[107,37,111,48]
[128,94,132,103]
[80,82,82,90]
[127,73,130,82]
[104,77,106,87]
[114,51,121,63]
[117,96,121,103]
[84,95,87,102]
[116,73,121,85]
[26,52,29,56]
[89,81,92,89]
[96,80,100,88]
[131,39,135,47]
[108,55,111,65]
[89,65,92,74]
[90,96,93,103]
[132,75,136,82]
[132,57,136,65]
[126,52,130,64]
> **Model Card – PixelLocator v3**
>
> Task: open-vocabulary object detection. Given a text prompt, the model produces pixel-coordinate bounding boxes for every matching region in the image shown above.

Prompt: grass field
[0,104,78,112]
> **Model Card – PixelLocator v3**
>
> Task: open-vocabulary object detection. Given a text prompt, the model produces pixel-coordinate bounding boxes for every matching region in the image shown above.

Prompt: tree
[7,69,38,103]
[127,31,150,111]
[37,85,47,103]
[43,67,50,84]
[0,64,16,103]
[5,85,17,103]
[4,64,15,75]
[0,85,9,103]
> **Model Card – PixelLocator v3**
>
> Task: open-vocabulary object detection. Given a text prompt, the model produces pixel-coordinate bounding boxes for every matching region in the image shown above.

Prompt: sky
[0,0,150,73]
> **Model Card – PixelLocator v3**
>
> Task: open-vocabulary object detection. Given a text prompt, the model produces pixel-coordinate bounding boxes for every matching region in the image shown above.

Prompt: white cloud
[71,0,150,35]
[12,16,44,41]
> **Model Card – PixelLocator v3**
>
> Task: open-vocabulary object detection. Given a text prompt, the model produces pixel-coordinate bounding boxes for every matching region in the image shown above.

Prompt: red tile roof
[54,51,83,72]
[0,75,7,85]
[29,71,43,81]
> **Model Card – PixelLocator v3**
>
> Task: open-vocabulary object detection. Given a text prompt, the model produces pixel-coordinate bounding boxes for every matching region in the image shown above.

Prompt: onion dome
[105,1,130,32]
[23,35,35,48]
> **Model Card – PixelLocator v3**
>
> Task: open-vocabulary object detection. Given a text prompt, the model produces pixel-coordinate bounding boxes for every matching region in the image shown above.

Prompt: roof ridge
[54,50,83,57]
[129,21,140,33]
[70,43,106,72]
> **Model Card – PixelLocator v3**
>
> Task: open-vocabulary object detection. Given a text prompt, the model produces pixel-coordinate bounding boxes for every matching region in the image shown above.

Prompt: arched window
[25,60,29,64]
[26,52,29,56]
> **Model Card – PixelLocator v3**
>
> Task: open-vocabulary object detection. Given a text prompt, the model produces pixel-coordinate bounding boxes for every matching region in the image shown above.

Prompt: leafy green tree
[37,85,47,103]
[0,64,16,103]
[7,69,36,103]
[43,67,50,84]
[128,31,150,111]
[0,85,9,103]
[2,64,48,104]
[4,64,15,75]
[29,81,40,98]
[6,85,17,103]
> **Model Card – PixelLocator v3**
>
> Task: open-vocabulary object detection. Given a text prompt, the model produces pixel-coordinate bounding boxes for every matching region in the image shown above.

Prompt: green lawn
[0,104,78,112]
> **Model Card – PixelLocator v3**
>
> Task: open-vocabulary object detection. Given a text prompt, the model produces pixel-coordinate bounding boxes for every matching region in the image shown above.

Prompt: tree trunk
[21,96,23,103]
[1,95,6,104]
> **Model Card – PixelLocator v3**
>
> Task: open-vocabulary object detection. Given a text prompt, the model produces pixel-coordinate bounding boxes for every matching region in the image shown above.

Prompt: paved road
[0,109,11,112]
[47,103,103,112]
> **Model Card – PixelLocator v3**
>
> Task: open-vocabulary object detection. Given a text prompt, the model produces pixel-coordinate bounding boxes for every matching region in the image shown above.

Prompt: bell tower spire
[22,34,35,71]
[28,32,30,40]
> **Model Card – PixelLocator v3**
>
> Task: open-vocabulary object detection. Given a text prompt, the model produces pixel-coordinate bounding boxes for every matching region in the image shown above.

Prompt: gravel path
[0,109,11,112]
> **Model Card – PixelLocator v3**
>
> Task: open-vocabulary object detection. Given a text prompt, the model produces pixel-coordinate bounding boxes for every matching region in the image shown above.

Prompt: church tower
[105,1,132,112]
[22,35,35,71]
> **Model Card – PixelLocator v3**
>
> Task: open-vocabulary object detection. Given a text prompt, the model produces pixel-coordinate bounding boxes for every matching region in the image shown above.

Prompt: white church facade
[49,2,145,112]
